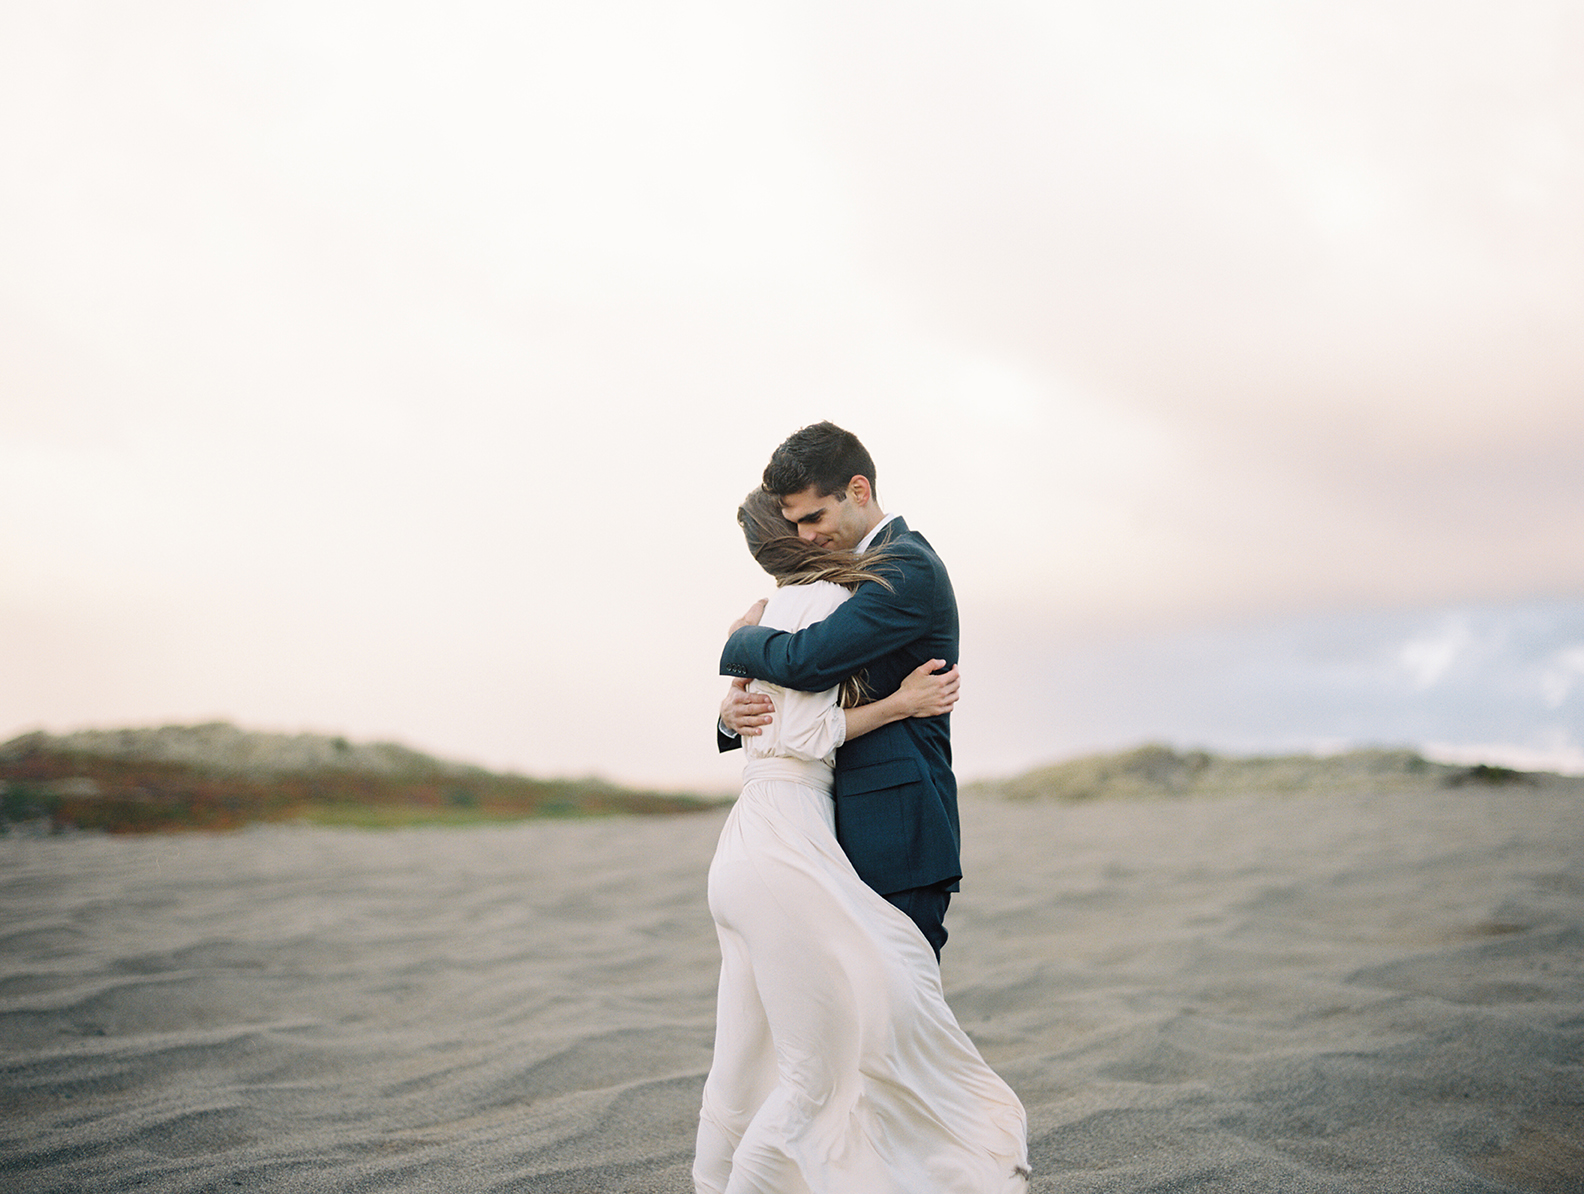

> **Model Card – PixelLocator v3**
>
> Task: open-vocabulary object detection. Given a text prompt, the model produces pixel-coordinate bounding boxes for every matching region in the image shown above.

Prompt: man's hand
[727,598,767,636]
[893,660,961,719]
[720,676,774,737]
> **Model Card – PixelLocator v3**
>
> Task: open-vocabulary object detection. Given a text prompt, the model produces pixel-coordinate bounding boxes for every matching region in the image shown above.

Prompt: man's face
[779,483,869,551]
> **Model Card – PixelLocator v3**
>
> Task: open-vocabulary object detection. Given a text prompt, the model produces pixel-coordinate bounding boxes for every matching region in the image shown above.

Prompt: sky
[3,0,1582,790]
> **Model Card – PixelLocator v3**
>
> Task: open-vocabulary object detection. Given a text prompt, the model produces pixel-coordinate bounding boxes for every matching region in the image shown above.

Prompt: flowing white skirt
[694,757,1029,1194]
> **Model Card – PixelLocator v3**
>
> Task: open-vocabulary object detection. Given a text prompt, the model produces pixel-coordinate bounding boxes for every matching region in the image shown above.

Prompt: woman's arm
[843,659,960,741]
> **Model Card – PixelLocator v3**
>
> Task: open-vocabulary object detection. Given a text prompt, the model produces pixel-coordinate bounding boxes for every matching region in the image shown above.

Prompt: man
[718,421,963,959]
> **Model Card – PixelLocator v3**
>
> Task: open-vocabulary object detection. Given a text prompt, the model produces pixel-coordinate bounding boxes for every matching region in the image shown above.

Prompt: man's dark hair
[762,421,877,501]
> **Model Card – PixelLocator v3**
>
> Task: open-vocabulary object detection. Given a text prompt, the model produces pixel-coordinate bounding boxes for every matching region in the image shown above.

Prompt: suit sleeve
[720,556,934,692]
[715,580,846,751]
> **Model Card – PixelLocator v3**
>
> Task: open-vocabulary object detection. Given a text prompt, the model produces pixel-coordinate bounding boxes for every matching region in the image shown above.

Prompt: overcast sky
[4,1,1581,788]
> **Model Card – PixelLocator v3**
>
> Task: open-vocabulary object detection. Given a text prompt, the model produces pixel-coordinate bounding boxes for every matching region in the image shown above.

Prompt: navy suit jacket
[719,517,961,896]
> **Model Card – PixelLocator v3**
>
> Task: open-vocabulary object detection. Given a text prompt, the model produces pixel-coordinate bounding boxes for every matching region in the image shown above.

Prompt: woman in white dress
[695,489,1029,1194]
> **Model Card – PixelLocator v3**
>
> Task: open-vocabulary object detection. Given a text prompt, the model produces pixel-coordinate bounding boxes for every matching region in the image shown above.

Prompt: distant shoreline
[5,723,1577,836]
[0,722,727,835]
[963,742,1578,804]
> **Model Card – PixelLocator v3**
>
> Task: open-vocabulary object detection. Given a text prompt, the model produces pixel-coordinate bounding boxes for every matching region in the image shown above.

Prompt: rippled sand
[2,784,1581,1192]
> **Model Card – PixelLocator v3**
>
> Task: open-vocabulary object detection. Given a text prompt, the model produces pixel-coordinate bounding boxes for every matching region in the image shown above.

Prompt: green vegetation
[964,743,1569,804]
[0,741,726,835]
[7,725,1564,836]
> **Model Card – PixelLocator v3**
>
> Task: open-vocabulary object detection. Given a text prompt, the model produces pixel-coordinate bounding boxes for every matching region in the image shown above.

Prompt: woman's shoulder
[762,580,850,630]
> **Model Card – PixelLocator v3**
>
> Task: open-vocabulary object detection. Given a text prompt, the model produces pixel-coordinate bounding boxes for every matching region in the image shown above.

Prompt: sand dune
[2,777,1581,1192]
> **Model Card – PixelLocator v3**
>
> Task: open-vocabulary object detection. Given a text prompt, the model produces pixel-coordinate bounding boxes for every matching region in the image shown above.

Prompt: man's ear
[847,475,872,507]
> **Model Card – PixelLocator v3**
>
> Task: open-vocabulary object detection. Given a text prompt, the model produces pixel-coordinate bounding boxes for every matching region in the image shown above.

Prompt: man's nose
[798,525,820,542]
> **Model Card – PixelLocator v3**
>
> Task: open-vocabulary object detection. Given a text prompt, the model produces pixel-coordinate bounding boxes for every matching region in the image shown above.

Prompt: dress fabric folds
[695,582,1028,1194]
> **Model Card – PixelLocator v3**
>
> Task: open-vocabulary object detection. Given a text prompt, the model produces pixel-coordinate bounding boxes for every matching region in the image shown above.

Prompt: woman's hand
[842,660,960,742]
[894,659,960,718]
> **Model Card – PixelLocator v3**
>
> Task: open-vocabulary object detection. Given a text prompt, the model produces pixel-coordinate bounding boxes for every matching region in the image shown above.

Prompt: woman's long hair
[736,487,891,707]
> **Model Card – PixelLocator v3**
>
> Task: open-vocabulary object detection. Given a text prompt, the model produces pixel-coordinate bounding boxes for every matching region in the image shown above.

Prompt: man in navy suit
[718,422,962,959]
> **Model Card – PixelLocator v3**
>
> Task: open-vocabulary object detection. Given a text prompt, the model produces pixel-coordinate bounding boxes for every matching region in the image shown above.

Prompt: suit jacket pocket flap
[840,757,923,795]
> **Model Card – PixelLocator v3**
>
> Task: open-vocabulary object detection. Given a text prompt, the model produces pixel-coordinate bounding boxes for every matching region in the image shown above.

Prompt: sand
[2,783,1581,1192]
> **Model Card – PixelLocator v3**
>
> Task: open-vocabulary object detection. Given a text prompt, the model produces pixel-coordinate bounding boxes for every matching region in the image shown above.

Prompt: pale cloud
[1540,646,1584,709]
[1398,618,1476,690]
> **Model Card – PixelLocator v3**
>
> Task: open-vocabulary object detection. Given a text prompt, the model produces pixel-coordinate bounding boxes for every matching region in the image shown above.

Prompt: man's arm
[716,599,772,752]
[721,553,936,692]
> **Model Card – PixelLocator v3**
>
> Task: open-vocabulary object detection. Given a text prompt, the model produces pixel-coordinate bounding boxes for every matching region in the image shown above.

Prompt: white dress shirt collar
[857,512,900,554]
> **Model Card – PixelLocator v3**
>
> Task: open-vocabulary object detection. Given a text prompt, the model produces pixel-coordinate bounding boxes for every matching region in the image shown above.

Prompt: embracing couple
[696,422,1029,1194]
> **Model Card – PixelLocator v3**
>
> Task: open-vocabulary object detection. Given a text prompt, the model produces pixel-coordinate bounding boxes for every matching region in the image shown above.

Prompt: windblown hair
[736,486,891,707]
[762,421,876,501]
[737,487,891,591]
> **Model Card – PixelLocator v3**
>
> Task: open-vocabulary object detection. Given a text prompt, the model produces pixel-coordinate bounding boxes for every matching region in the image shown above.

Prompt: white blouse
[741,580,850,767]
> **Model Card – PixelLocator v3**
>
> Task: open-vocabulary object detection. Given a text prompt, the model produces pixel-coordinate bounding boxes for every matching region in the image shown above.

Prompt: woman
[695,488,1029,1194]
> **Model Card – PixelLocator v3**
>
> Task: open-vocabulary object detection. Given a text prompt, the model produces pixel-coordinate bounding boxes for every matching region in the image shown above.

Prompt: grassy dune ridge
[5,726,1575,835]
[0,723,727,833]
[964,742,1575,803]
